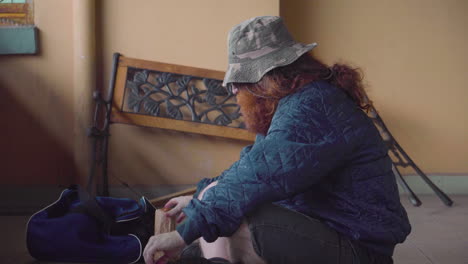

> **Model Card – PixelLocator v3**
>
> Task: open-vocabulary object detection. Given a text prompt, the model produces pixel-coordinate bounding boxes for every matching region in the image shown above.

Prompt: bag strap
[69,185,114,233]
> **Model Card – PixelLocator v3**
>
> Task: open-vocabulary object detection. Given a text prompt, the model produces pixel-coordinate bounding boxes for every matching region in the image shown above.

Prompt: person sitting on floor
[143,16,411,264]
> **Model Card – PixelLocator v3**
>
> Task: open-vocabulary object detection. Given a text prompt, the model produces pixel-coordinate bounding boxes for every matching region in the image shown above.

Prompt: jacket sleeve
[192,145,254,198]
[177,88,351,244]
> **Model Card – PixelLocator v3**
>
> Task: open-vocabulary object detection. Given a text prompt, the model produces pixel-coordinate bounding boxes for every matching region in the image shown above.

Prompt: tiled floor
[1,195,467,264]
[393,195,468,264]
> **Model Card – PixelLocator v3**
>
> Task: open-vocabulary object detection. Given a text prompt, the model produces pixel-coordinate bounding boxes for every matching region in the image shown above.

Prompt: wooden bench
[88,53,255,207]
[88,53,453,210]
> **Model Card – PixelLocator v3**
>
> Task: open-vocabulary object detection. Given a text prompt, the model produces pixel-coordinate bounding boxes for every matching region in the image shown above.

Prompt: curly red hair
[235,53,372,135]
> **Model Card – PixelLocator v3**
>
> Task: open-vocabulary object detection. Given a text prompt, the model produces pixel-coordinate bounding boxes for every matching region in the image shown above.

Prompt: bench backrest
[88,53,254,198]
[109,54,255,142]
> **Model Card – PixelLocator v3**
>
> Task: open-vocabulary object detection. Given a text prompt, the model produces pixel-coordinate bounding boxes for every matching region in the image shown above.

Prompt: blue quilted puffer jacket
[177,81,411,256]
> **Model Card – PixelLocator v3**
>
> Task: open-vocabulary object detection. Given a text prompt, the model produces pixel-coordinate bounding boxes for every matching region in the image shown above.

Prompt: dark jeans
[246,204,393,264]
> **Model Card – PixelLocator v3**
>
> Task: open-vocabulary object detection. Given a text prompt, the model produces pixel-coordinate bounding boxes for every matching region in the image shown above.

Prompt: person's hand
[164,195,192,223]
[143,231,186,264]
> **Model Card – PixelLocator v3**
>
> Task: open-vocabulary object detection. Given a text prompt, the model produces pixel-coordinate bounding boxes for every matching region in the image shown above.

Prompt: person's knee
[229,220,266,264]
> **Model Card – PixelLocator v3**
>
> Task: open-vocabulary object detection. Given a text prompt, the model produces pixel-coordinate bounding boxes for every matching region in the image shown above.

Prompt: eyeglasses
[226,83,276,99]
[226,83,234,94]
[226,83,240,95]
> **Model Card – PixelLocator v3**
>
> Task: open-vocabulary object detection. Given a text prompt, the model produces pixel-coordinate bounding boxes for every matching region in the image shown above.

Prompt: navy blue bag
[26,185,155,263]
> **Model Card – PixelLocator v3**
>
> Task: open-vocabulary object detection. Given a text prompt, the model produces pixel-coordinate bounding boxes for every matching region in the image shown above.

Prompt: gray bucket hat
[223,16,317,87]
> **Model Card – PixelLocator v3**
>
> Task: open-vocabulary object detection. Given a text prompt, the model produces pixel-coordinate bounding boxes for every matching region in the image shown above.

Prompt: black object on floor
[369,107,454,207]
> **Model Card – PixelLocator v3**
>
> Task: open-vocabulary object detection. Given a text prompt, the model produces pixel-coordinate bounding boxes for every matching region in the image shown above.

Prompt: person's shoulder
[278,81,339,112]
[301,80,342,98]
[283,81,336,101]
[279,81,320,105]
[273,82,330,125]
[287,81,364,122]
[300,81,356,108]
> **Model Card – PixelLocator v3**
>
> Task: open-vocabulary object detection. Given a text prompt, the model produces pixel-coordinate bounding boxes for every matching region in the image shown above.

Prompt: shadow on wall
[107,123,250,185]
[0,78,77,186]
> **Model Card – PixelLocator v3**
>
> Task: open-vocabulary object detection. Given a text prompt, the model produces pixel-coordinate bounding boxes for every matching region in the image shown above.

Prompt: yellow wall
[0,0,76,185]
[2,0,465,191]
[0,0,279,187]
[99,0,279,186]
[281,0,468,174]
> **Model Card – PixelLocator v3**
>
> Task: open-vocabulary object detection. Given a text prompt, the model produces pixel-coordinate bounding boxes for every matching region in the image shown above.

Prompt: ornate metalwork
[123,67,245,128]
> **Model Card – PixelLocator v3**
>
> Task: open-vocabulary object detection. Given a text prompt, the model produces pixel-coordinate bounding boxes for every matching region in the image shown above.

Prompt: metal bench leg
[394,142,453,207]
[392,164,422,206]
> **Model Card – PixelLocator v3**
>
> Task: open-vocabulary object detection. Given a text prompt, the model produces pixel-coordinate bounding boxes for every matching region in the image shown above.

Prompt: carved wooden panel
[123,67,244,129]
[110,55,255,141]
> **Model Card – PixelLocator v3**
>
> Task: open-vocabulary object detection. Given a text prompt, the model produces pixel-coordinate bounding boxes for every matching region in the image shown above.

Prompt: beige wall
[2,0,465,192]
[99,0,279,186]
[0,0,76,185]
[0,0,279,189]
[281,0,468,174]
